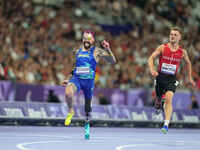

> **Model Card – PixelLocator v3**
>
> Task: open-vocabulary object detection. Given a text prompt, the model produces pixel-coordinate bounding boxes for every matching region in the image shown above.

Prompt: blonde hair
[170,26,182,35]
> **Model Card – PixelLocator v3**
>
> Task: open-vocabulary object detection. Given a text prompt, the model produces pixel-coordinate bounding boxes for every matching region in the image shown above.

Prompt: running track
[0,126,200,150]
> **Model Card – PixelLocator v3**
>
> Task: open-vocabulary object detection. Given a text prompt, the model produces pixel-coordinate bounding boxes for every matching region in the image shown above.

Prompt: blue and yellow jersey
[73,46,97,79]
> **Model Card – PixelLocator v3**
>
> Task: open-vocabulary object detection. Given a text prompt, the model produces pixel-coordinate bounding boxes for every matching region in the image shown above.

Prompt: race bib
[161,63,176,75]
[76,67,90,74]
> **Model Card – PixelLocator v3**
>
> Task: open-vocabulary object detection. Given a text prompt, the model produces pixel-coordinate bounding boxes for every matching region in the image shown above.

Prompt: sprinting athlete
[148,27,195,133]
[61,30,116,139]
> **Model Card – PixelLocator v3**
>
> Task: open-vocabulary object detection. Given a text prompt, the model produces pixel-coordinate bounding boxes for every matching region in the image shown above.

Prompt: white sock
[164,120,170,127]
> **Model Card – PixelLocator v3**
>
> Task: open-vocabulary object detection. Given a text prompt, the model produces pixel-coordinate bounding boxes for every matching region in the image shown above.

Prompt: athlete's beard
[83,41,91,50]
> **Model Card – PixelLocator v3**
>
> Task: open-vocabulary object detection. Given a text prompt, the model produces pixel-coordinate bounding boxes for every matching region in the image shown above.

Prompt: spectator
[98,93,110,105]
[189,94,199,109]
[47,90,60,103]
[0,62,8,80]
[0,0,199,92]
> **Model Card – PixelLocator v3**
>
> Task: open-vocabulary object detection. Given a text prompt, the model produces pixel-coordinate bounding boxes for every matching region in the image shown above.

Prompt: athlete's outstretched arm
[148,45,163,77]
[182,49,195,86]
[94,40,116,64]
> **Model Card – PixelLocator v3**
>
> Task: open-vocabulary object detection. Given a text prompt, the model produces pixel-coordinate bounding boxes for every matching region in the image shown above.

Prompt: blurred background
[0,0,200,127]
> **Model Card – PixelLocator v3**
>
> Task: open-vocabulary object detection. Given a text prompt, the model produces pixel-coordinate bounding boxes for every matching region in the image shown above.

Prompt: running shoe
[161,125,168,134]
[64,110,74,126]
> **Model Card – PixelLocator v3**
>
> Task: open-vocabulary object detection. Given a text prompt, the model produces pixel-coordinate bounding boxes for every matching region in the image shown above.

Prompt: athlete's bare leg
[164,91,174,126]
[65,83,77,114]
[64,82,77,126]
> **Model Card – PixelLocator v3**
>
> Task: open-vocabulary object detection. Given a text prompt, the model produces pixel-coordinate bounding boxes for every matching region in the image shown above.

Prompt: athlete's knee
[165,96,173,105]
[65,85,75,98]
[166,90,174,95]
[165,98,172,106]
[65,89,73,98]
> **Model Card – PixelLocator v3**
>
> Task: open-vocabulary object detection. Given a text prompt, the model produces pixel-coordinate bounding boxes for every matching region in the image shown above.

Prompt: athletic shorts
[69,75,95,100]
[155,72,179,98]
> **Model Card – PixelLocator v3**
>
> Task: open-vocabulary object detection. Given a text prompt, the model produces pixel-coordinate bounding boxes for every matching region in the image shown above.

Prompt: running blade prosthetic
[84,120,90,140]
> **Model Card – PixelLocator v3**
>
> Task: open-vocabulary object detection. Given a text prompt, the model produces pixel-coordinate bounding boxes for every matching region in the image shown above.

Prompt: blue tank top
[73,46,97,79]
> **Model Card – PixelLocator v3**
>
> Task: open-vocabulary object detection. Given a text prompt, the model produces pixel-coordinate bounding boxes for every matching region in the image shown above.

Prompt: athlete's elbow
[112,58,117,64]
[105,56,116,64]
[185,60,191,68]
[109,60,116,65]
[186,60,191,65]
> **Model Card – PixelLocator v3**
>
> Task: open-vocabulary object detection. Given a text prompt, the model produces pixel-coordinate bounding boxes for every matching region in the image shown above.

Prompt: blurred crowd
[0,0,200,91]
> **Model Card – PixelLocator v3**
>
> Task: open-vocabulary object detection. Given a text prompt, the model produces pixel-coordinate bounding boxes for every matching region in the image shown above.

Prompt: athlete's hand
[188,77,196,87]
[150,69,158,77]
[61,80,69,86]
[101,40,111,50]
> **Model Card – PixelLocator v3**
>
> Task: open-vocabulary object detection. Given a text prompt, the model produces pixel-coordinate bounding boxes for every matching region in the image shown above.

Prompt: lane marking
[16,134,69,150]
[13,134,200,150]
[116,144,155,150]
[17,141,66,150]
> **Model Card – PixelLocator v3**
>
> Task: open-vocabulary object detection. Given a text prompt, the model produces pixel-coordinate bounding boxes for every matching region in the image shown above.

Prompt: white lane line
[16,140,66,150]
[16,134,70,150]
[116,144,155,150]
[116,140,200,150]
[14,134,200,150]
